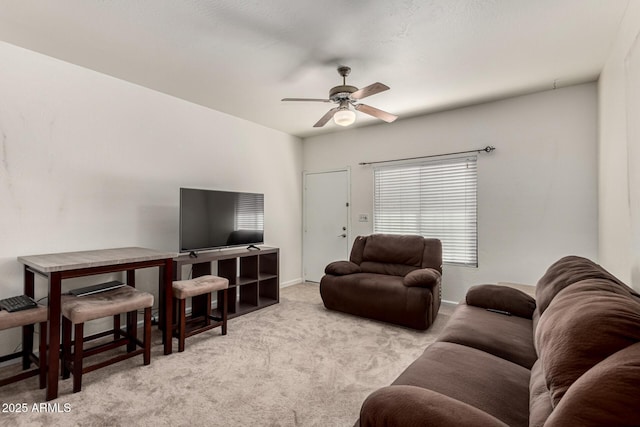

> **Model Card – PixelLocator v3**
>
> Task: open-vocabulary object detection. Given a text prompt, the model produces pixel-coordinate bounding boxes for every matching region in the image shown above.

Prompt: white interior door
[303,170,350,282]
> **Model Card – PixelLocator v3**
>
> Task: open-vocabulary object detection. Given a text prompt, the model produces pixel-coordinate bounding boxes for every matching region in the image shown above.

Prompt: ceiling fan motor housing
[329,85,358,102]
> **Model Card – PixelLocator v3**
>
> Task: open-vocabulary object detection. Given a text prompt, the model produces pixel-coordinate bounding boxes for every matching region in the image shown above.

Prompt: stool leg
[144,307,151,365]
[127,310,137,353]
[114,313,120,341]
[73,323,84,393]
[38,321,47,389]
[221,288,228,336]
[62,317,72,380]
[22,323,34,370]
[205,293,212,327]
[178,298,186,353]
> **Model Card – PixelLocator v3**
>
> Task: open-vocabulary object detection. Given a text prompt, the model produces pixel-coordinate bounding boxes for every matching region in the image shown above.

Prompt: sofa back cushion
[350,234,442,276]
[543,342,640,426]
[528,359,552,427]
[535,280,640,407]
[535,256,631,316]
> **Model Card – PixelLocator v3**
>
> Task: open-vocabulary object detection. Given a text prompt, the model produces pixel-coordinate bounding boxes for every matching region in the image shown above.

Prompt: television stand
[247,244,261,250]
[188,251,198,258]
[173,247,279,320]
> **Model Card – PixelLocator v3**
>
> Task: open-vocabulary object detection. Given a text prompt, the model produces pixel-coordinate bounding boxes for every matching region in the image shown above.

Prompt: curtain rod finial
[484,146,495,153]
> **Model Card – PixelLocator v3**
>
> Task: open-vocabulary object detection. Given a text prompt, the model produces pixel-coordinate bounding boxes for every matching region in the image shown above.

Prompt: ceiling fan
[282,66,398,128]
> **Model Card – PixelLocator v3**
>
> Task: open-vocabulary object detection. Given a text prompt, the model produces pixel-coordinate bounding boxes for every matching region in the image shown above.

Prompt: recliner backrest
[349,234,442,276]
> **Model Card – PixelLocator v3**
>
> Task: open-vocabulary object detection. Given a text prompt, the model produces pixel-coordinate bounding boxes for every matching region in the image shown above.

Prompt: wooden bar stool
[60,285,153,393]
[172,275,229,352]
[0,304,48,389]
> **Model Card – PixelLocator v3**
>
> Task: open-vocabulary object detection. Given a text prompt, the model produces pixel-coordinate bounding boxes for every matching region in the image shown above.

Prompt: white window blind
[373,156,478,266]
[235,193,264,230]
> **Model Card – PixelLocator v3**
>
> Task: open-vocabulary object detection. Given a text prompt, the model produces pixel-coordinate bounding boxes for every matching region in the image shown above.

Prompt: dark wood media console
[173,247,279,319]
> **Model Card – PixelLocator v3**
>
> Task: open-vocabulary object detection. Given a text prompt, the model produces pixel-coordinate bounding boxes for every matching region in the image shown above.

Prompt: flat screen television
[179,188,264,254]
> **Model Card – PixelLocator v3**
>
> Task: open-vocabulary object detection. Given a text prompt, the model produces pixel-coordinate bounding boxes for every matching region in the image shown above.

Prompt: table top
[18,247,176,273]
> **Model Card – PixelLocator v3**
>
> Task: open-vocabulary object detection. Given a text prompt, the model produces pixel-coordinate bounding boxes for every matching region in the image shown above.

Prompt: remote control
[486,308,512,316]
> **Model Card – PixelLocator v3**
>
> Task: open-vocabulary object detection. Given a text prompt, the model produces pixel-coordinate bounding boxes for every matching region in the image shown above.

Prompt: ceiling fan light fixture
[333,109,356,127]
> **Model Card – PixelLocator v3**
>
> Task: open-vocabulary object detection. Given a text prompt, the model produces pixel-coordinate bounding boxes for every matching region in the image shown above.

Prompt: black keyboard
[0,295,38,312]
[68,280,125,297]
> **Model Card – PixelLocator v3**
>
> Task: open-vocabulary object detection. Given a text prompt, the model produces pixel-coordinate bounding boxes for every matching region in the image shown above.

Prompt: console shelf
[173,247,279,319]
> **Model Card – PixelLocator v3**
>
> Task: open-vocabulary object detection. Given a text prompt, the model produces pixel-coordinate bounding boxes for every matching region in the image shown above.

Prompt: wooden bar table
[18,247,175,400]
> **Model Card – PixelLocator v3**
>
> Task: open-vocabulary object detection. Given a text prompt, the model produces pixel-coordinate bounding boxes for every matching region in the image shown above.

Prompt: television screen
[179,188,264,253]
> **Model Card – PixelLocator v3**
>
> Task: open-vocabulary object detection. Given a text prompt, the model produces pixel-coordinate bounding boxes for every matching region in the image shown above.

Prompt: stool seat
[0,304,48,390]
[0,305,48,331]
[62,286,154,324]
[173,275,229,299]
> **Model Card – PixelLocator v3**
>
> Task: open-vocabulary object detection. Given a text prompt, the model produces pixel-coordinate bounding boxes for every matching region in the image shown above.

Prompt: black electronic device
[486,308,512,316]
[0,294,38,312]
[68,280,125,297]
[179,188,264,254]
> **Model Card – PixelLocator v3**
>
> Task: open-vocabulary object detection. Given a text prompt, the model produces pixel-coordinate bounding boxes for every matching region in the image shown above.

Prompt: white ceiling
[0,1,630,138]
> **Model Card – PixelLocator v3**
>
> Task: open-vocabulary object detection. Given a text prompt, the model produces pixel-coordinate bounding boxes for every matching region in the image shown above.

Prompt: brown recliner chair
[319,234,442,330]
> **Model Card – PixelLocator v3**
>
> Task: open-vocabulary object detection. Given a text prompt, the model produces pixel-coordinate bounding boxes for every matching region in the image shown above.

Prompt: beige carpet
[0,283,453,426]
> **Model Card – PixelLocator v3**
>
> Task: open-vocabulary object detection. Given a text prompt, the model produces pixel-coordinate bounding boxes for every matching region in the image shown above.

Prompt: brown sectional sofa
[359,256,640,426]
[320,234,442,330]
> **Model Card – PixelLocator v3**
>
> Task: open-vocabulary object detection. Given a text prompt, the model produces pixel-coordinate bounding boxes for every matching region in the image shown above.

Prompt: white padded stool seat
[62,286,154,324]
[0,305,48,330]
[173,275,229,299]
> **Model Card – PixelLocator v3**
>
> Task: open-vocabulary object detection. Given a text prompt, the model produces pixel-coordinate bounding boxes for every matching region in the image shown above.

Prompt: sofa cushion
[529,359,553,427]
[535,280,640,407]
[466,284,536,319]
[360,261,418,277]
[544,342,640,426]
[349,235,367,265]
[392,342,530,427]
[421,238,443,272]
[535,255,632,316]
[362,234,424,267]
[319,272,435,329]
[436,304,537,369]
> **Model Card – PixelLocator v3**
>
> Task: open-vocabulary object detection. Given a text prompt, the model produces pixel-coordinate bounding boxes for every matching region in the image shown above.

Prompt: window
[373,156,478,266]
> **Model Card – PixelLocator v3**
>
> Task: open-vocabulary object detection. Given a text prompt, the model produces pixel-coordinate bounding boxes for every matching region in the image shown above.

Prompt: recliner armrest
[403,268,440,288]
[325,261,362,276]
[466,284,536,319]
[359,385,509,427]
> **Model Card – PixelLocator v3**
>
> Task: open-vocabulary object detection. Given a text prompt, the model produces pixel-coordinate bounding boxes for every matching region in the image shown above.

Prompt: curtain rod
[358,146,496,166]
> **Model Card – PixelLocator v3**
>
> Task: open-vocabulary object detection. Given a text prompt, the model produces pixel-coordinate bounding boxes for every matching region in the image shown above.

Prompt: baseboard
[442,299,459,305]
[280,278,303,288]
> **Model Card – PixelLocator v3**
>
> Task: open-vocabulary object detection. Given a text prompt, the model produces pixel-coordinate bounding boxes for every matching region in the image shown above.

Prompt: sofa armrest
[325,261,362,276]
[403,268,440,288]
[466,284,536,319]
[359,385,509,427]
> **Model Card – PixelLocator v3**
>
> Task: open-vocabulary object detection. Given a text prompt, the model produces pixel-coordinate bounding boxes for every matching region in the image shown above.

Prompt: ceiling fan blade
[314,107,339,127]
[281,98,331,102]
[350,82,390,100]
[355,104,398,123]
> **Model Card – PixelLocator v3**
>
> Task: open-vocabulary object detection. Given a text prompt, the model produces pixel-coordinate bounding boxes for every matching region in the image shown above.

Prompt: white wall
[303,84,598,302]
[598,3,640,290]
[0,42,303,348]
